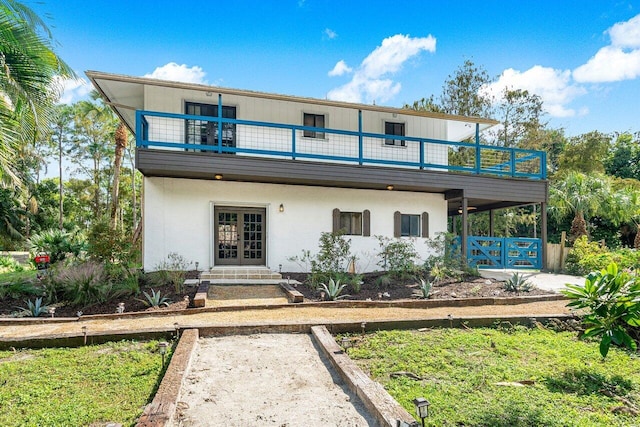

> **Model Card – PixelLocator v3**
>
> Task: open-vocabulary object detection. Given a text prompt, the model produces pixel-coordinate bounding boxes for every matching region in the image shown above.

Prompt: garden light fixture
[412,397,430,427]
[48,307,55,318]
[158,341,168,366]
[341,336,352,354]
[116,302,125,314]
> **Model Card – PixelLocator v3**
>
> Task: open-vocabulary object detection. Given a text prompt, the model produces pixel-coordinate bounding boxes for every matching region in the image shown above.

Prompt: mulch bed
[0,270,199,318]
[283,272,554,302]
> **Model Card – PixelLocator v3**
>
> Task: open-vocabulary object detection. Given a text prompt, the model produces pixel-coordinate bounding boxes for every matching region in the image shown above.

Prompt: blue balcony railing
[136,110,547,180]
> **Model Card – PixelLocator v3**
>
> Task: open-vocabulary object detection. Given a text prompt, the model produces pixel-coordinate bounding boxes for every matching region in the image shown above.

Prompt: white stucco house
[88,71,548,273]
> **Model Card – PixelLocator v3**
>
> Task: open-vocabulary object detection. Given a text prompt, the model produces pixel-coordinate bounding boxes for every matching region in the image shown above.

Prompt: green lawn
[0,340,172,427]
[347,327,640,426]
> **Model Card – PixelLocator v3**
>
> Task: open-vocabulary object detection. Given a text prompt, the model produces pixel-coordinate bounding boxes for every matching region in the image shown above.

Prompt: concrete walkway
[480,270,584,292]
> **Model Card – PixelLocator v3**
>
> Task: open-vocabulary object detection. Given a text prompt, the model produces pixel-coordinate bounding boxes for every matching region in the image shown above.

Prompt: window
[303,113,325,139]
[340,212,362,235]
[401,214,421,237]
[185,102,236,149]
[384,121,405,146]
[332,208,370,236]
[394,211,429,238]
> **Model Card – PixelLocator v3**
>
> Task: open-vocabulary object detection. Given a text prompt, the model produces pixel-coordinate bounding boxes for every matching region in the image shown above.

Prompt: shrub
[0,255,25,273]
[423,232,472,282]
[0,281,42,300]
[87,219,140,265]
[289,232,353,286]
[375,236,419,278]
[563,262,640,358]
[566,236,640,275]
[154,252,191,293]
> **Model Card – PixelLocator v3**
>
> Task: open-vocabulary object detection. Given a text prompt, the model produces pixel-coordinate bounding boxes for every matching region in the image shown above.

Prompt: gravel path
[0,300,572,340]
[173,334,375,427]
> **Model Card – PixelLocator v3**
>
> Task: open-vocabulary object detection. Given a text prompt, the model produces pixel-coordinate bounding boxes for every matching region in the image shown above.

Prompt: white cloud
[144,62,207,84]
[573,45,640,83]
[328,60,352,77]
[482,66,586,118]
[55,76,92,105]
[573,13,640,83]
[609,13,640,48]
[327,34,436,103]
[324,28,337,40]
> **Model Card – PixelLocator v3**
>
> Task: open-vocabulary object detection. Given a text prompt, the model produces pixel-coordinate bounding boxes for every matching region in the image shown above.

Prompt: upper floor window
[185,102,237,148]
[303,113,325,139]
[384,121,405,147]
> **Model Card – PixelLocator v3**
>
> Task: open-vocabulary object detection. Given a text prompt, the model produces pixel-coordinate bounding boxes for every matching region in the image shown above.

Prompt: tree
[66,100,117,219]
[488,88,546,148]
[558,131,611,174]
[49,105,74,229]
[110,122,128,229]
[605,132,640,180]
[440,59,493,118]
[0,0,74,185]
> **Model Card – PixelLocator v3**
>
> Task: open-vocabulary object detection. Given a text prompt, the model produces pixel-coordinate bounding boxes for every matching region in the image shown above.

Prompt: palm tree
[110,122,128,229]
[549,172,611,243]
[0,0,74,185]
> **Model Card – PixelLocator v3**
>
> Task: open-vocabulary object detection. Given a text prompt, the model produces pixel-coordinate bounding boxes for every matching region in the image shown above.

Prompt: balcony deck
[136,110,547,181]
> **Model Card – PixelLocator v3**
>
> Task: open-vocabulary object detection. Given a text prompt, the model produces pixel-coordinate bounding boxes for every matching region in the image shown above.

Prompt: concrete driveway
[480,270,585,292]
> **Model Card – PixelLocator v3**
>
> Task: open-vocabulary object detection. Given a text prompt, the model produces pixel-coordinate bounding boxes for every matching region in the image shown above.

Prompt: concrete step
[201,267,282,281]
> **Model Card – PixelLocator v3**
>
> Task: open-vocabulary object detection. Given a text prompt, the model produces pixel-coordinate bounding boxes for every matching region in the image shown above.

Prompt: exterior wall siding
[143,85,449,166]
[143,177,447,273]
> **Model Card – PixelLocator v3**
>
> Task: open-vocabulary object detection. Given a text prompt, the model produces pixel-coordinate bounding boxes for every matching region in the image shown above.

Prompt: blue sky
[34,0,640,137]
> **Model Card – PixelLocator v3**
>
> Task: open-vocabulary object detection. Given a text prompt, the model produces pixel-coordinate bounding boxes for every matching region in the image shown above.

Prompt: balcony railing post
[419,140,424,169]
[358,110,363,165]
[474,123,481,174]
[292,128,296,160]
[217,94,223,153]
[541,151,547,179]
[510,149,516,177]
[136,111,142,147]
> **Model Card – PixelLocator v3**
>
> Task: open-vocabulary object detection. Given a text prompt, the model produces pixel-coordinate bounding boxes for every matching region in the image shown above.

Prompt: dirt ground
[173,334,375,427]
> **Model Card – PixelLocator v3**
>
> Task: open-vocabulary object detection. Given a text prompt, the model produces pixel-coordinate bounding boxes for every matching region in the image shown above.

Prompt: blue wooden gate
[466,236,541,269]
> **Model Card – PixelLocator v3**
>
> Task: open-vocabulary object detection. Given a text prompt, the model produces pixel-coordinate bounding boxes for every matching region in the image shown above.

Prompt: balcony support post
[461,196,468,266]
[358,110,363,165]
[217,94,223,153]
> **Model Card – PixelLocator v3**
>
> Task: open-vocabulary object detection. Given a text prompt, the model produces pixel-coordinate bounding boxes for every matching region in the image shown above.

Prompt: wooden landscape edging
[136,328,199,427]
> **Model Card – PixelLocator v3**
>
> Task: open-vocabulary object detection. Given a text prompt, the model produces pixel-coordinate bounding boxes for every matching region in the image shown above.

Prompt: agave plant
[418,278,432,299]
[503,272,533,293]
[16,297,50,317]
[317,278,349,301]
[137,289,171,308]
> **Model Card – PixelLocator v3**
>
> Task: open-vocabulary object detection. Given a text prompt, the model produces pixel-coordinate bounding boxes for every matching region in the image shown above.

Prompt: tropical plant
[0,255,25,273]
[418,278,432,299]
[549,172,612,243]
[503,272,533,293]
[562,262,640,358]
[317,278,349,301]
[0,0,74,185]
[137,289,171,308]
[29,228,85,264]
[0,280,41,299]
[16,297,49,317]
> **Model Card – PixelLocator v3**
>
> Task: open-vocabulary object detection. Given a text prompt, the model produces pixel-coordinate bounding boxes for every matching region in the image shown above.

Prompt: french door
[185,102,236,151]
[214,207,265,265]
